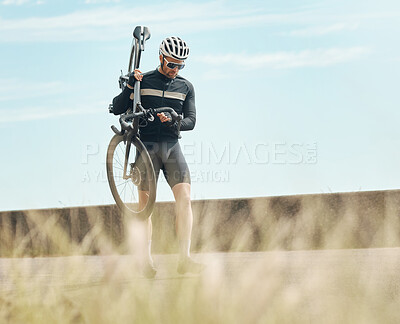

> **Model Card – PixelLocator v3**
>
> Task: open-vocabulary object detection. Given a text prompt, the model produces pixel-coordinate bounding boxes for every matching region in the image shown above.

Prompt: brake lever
[111,125,124,136]
[147,113,155,122]
[136,104,154,122]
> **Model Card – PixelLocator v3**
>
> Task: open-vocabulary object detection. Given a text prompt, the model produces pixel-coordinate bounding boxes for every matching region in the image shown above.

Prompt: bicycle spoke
[116,181,128,188]
[124,183,135,205]
[114,150,124,169]
[118,143,125,157]
[120,181,128,199]
[128,184,137,202]
[107,135,155,216]
[116,145,124,161]
[114,160,124,170]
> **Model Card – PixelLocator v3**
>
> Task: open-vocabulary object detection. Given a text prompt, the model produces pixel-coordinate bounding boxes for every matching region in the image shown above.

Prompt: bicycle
[106,26,182,219]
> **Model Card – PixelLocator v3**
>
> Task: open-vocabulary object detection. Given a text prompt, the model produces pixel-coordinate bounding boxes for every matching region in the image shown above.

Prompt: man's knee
[172,183,191,203]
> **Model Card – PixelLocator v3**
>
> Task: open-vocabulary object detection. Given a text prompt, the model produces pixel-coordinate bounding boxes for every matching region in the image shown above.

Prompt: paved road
[1,248,400,323]
[1,248,399,287]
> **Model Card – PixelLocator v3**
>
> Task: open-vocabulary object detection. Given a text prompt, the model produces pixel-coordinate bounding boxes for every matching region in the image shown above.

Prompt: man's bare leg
[138,190,156,278]
[172,183,193,242]
[138,190,152,242]
[172,183,204,274]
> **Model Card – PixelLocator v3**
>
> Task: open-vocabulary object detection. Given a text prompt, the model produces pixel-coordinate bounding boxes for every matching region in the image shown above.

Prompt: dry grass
[1,198,400,324]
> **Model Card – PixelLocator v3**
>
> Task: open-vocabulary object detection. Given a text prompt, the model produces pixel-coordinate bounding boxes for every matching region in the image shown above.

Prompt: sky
[1,0,400,211]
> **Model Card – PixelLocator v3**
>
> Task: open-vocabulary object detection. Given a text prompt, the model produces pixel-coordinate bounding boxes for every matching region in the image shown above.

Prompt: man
[112,36,203,278]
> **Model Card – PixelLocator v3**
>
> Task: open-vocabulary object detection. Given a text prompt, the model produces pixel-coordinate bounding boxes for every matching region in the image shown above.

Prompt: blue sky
[1,0,400,211]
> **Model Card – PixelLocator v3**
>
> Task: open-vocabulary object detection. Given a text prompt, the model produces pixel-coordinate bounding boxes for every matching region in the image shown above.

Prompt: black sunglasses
[164,57,185,70]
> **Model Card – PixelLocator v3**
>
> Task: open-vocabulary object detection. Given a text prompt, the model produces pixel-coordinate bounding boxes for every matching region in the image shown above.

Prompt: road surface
[1,248,400,323]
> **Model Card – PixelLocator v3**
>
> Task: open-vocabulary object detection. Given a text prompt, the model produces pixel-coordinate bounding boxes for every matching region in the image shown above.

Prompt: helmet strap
[160,55,165,69]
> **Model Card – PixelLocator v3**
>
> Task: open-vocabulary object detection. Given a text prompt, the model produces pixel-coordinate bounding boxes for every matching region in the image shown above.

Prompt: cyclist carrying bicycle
[112,36,204,277]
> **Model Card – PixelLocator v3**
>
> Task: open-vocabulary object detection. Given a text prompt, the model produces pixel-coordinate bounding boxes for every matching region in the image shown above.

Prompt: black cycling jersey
[112,68,196,142]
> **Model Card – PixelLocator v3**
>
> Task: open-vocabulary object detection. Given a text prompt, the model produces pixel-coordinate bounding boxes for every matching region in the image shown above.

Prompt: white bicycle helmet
[159,36,190,60]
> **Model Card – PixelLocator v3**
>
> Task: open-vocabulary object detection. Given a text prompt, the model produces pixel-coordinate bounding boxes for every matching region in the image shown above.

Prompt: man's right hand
[127,69,143,89]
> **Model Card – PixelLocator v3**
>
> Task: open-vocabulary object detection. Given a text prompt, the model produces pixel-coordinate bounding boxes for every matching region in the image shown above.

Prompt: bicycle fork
[123,137,132,180]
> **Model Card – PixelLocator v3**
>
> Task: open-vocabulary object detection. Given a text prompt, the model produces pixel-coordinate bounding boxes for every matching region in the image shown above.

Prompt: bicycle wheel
[106,134,156,219]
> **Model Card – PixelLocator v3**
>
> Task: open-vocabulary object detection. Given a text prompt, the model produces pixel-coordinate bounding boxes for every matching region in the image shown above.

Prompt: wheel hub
[129,163,141,186]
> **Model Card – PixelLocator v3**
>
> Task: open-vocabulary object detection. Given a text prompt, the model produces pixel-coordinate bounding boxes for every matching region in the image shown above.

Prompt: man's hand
[127,69,143,89]
[157,112,172,123]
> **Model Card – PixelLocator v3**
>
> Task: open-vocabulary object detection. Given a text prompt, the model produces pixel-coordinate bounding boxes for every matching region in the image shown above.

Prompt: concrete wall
[1,190,400,256]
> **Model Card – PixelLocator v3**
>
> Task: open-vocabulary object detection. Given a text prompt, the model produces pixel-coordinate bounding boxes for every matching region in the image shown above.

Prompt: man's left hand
[157,112,172,123]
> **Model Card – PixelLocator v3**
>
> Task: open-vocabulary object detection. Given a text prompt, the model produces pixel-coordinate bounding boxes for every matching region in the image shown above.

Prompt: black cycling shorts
[136,140,191,191]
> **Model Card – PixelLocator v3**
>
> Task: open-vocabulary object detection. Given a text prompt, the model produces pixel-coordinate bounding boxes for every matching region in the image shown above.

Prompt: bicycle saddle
[133,26,151,42]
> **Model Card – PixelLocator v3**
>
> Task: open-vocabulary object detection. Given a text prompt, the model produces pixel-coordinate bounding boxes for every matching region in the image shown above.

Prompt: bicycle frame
[110,26,183,180]
[129,26,150,116]
[121,26,150,180]
[107,26,183,218]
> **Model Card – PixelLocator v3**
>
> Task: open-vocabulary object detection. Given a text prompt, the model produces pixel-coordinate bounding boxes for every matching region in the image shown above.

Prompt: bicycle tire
[106,134,156,219]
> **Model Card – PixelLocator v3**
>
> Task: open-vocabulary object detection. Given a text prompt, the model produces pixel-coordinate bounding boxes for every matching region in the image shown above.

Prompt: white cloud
[0,3,323,42]
[84,0,120,3]
[2,0,30,5]
[1,0,44,6]
[0,78,107,122]
[196,47,370,71]
[0,104,101,123]
[0,1,398,43]
[0,1,399,43]
[282,22,360,37]
[201,69,233,81]
[0,79,66,101]
[0,79,106,122]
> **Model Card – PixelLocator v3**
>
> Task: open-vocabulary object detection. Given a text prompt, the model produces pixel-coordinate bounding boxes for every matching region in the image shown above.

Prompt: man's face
[159,55,184,79]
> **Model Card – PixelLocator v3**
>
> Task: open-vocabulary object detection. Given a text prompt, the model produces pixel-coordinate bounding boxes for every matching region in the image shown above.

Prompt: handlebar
[153,107,182,121]
[116,107,183,134]
[111,26,184,137]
